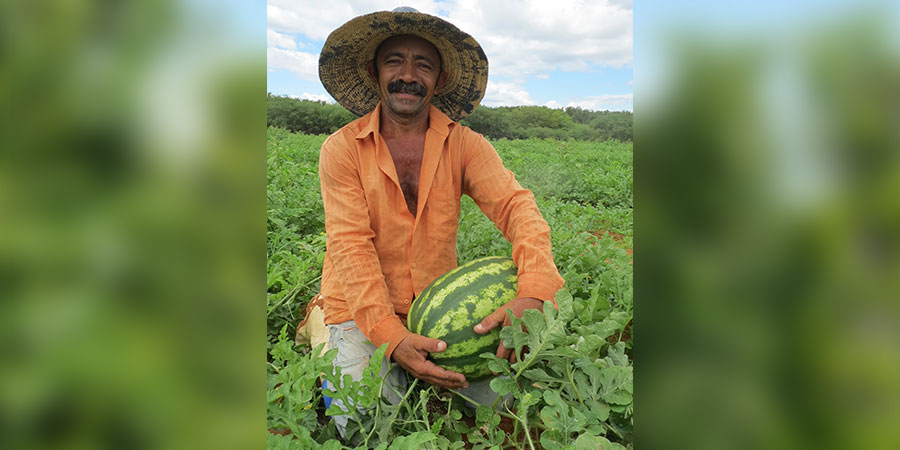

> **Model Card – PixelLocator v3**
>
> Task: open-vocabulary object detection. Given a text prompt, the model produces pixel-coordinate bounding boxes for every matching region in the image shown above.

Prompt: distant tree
[509,105,574,130]
[564,106,595,125]
[266,94,356,134]
[460,107,515,139]
[266,94,631,141]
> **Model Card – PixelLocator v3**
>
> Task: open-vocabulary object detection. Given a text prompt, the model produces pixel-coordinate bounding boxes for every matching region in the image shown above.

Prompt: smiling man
[316,7,564,438]
[373,34,445,121]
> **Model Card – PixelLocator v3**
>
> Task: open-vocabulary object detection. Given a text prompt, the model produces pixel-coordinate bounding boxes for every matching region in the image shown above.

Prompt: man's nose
[397,61,416,82]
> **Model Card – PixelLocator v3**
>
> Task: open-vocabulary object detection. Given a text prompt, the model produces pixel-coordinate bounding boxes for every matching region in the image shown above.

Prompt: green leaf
[539,431,566,450]
[484,354,510,373]
[555,288,575,322]
[577,335,607,355]
[543,389,563,406]
[584,398,610,422]
[596,365,633,405]
[489,377,519,396]
[522,308,546,337]
[475,404,496,427]
[523,367,559,383]
[266,433,293,450]
[604,341,629,367]
[574,433,625,450]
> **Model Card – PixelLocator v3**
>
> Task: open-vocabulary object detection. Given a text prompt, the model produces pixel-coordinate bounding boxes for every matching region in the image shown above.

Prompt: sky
[266,0,633,112]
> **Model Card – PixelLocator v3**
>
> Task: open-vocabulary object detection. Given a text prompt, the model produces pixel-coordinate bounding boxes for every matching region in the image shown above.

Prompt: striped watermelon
[408,256,518,381]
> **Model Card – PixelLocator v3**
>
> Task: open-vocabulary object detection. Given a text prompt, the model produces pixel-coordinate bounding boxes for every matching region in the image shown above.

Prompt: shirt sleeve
[460,132,565,305]
[319,134,410,359]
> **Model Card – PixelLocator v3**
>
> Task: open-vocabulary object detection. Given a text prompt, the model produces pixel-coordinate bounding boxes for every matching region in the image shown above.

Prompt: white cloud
[267,28,297,50]
[482,81,536,107]
[267,1,631,78]
[446,0,632,78]
[267,1,441,40]
[565,94,633,111]
[543,100,562,109]
[290,92,335,103]
[267,48,319,80]
[535,73,550,79]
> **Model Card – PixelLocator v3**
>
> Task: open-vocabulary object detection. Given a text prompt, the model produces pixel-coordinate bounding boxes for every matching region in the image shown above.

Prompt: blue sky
[266,1,633,112]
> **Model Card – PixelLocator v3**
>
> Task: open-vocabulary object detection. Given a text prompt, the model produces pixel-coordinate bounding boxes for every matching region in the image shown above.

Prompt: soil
[589,229,634,266]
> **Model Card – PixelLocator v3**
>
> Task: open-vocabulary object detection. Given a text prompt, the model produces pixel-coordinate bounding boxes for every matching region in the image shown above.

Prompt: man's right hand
[391,333,469,390]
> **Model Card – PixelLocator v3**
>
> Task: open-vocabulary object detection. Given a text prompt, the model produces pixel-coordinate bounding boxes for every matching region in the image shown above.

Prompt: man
[316,7,564,435]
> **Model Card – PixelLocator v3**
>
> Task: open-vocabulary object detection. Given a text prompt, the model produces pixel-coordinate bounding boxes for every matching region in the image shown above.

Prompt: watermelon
[407,256,518,381]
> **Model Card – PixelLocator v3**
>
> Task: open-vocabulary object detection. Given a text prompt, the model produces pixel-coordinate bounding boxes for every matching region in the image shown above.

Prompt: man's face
[371,34,446,119]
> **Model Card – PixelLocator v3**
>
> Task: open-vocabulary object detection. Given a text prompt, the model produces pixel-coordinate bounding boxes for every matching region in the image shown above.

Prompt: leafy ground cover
[267,128,633,449]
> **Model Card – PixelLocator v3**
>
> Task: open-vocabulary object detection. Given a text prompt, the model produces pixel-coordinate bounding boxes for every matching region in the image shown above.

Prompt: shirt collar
[355,103,455,141]
[355,103,382,141]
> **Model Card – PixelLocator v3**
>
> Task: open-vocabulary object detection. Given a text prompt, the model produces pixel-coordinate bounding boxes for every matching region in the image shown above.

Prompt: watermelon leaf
[489,377,519,396]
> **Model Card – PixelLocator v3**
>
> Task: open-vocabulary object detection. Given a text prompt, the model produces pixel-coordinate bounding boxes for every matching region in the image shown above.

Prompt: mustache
[387,80,427,97]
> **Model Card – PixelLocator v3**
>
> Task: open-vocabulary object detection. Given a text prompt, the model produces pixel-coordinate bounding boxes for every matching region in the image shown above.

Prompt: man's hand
[473,297,544,363]
[391,333,469,390]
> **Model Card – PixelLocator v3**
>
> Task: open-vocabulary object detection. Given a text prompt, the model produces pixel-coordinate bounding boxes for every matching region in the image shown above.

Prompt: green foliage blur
[1,1,263,449]
[265,94,632,141]
[638,5,900,450]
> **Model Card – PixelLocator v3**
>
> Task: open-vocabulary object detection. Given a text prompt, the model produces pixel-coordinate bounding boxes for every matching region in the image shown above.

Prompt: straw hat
[318,7,488,122]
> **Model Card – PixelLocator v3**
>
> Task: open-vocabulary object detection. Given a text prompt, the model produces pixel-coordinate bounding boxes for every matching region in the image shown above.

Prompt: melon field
[266,127,633,449]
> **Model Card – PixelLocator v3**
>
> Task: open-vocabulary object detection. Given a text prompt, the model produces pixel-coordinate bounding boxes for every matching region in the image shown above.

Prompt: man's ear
[435,71,448,93]
[366,61,377,82]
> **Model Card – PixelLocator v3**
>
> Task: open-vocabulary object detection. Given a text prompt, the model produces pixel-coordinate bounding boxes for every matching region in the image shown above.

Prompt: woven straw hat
[319,7,488,122]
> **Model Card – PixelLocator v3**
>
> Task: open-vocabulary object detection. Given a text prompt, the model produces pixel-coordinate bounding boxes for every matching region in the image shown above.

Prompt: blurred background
[0,0,264,448]
[637,1,900,449]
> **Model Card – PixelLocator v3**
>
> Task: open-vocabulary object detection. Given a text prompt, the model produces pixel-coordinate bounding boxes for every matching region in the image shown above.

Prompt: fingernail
[474,324,482,332]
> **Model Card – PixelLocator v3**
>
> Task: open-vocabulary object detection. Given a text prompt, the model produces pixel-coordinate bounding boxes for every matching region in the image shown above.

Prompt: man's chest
[384,138,425,215]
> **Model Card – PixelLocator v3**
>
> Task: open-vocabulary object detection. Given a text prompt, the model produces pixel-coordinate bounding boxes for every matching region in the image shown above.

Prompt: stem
[421,396,431,433]
[448,389,518,422]
[360,370,391,446]
[603,420,625,441]
[566,364,585,405]
[363,389,382,445]
[386,378,419,429]
[518,408,536,450]
[267,275,322,315]
[349,405,369,448]
[512,419,522,450]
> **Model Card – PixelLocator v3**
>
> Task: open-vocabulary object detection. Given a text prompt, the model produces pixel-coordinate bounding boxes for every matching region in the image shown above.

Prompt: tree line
[267,93,632,141]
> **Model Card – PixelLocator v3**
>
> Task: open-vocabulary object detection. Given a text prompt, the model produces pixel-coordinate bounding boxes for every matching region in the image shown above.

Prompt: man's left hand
[473,297,544,363]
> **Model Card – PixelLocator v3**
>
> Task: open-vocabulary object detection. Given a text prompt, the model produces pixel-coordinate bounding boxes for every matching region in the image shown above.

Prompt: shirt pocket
[423,185,460,243]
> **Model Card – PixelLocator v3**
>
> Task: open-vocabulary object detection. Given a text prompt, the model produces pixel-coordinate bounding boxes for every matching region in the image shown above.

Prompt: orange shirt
[318,103,564,360]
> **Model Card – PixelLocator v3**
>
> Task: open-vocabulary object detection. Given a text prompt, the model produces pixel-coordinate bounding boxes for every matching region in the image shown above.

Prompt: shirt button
[411,262,417,268]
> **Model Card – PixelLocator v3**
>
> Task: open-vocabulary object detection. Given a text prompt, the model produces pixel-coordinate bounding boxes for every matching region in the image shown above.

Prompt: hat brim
[319,10,488,122]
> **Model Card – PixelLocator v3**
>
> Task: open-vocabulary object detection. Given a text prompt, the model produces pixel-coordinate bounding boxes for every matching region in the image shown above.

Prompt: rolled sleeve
[516,272,564,306]
[320,133,407,356]
[365,315,412,361]
[462,131,565,304]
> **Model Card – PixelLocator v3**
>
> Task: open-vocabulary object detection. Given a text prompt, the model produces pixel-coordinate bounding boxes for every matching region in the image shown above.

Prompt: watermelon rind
[408,256,518,381]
